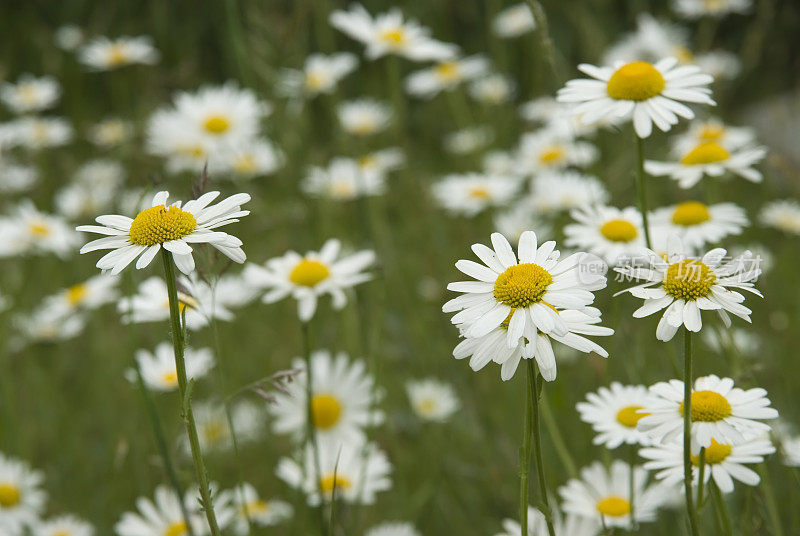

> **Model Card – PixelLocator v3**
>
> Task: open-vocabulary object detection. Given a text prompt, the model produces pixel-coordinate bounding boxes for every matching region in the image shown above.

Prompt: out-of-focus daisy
[406,378,459,422]
[13,308,86,345]
[432,173,520,217]
[337,99,392,136]
[127,342,215,392]
[244,239,374,322]
[494,201,552,243]
[565,206,645,265]
[672,118,756,155]
[357,147,405,176]
[759,200,800,235]
[650,201,747,250]
[515,131,598,175]
[302,157,387,200]
[645,142,766,189]
[5,202,78,258]
[329,4,456,61]
[602,14,689,67]
[638,374,778,447]
[365,522,421,536]
[672,0,751,19]
[469,74,515,105]
[114,485,204,536]
[404,56,489,99]
[483,150,517,176]
[228,483,292,534]
[87,118,134,148]
[530,171,609,214]
[641,436,775,493]
[33,515,94,536]
[276,438,392,506]
[520,96,602,138]
[557,58,715,138]
[55,159,125,219]
[0,164,37,194]
[701,326,758,356]
[694,50,741,80]
[54,24,84,51]
[219,138,284,179]
[616,237,762,341]
[492,3,535,38]
[577,382,657,449]
[494,506,600,536]
[443,127,494,155]
[78,35,159,70]
[77,190,250,275]
[559,461,669,528]
[188,400,264,454]
[5,117,73,149]
[279,52,358,97]
[781,435,800,467]
[270,350,383,443]
[0,74,61,114]
[0,453,46,528]
[40,274,118,318]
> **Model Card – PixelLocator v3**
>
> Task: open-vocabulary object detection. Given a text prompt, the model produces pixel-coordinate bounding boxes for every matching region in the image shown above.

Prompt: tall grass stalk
[529,360,556,536]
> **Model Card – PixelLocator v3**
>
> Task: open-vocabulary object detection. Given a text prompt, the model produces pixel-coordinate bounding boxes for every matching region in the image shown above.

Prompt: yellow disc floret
[311,394,342,429]
[680,142,731,166]
[616,405,648,428]
[66,283,89,305]
[606,61,666,101]
[163,521,188,536]
[691,438,733,465]
[319,474,352,493]
[671,201,711,226]
[680,390,732,422]
[434,61,461,82]
[596,495,631,517]
[203,115,231,134]
[129,205,197,247]
[698,124,725,141]
[289,259,330,287]
[0,483,20,507]
[600,219,638,242]
[539,146,565,164]
[380,28,406,46]
[493,263,553,309]
[662,260,717,301]
[468,186,491,199]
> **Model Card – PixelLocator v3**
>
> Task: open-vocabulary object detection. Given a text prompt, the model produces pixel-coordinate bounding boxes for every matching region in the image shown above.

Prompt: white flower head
[302,157,387,200]
[0,74,60,114]
[0,453,47,529]
[646,142,766,189]
[759,200,800,236]
[672,0,751,19]
[114,485,205,536]
[33,515,94,536]
[577,382,658,449]
[530,171,610,214]
[79,35,159,70]
[127,341,215,392]
[515,130,598,175]
[365,522,421,536]
[280,52,358,97]
[406,378,460,422]
[492,3,536,38]
[650,201,747,251]
[565,205,645,266]
[404,55,489,99]
[227,483,293,534]
[432,173,520,217]
[469,74,515,105]
[337,98,392,136]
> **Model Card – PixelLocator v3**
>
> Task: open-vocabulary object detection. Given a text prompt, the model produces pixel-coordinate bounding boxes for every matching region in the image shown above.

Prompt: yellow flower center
[698,124,725,141]
[379,28,406,46]
[305,71,327,91]
[107,44,129,65]
[163,521,188,536]
[674,45,695,64]
[468,186,491,199]
[680,390,732,422]
[244,499,269,515]
[434,61,461,82]
[203,420,227,443]
[178,144,207,158]
[311,394,342,429]
[351,119,377,135]
[606,61,666,101]
[416,398,438,416]
[596,495,631,517]
[600,219,638,242]
[203,115,231,134]
[539,146,565,164]
[129,205,197,247]
[493,263,553,309]
[0,483,20,507]
[320,474,352,493]
[691,438,733,465]
[66,284,89,305]
[680,142,731,166]
[29,222,51,236]
[234,155,257,173]
[161,370,178,386]
[289,259,330,287]
[53,531,71,536]
[616,405,648,428]
[331,181,356,197]
[671,201,711,226]
[663,260,717,301]
[499,309,516,330]
[358,155,376,169]
[18,84,38,104]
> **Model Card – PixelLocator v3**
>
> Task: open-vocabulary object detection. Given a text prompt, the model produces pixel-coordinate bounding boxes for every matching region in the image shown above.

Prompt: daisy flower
[87,118,134,148]
[7,201,79,258]
[469,74,515,105]
[0,453,46,529]
[0,74,60,114]
[672,0,751,19]
[276,438,392,506]
[13,308,86,345]
[269,350,383,443]
[243,239,375,322]
[559,461,670,528]
[492,3,535,38]
[279,52,358,97]
[639,374,778,447]
[565,206,645,265]
[404,55,489,99]
[0,164,37,194]
[671,118,756,154]
[577,383,657,449]
[701,326,758,356]
[77,190,250,275]
[187,400,265,454]
[127,342,215,392]
[356,147,405,176]
[515,131,598,175]
[78,35,159,70]
[114,485,204,536]
[219,138,284,179]
[650,201,747,250]
[615,237,762,341]
[365,522,421,536]
[483,150,518,175]
[530,171,609,214]
[557,57,715,138]
[494,506,600,536]
[494,201,552,244]
[406,378,460,422]
[520,96,602,138]
[443,127,494,155]
[431,173,520,217]
[640,436,775,493]
[645,142,766,189]
[759,200,800,235]
[602,14,690,66]
[337,98,392,136]
[54,24,84,51]
[56,159,125,219]
[33,515,94,536]
[5,117,73,149]
[302,157,387,200]
[329,4,456,62]
[227,483,293,534]
[781,435,800,467]
[41,274,118,317]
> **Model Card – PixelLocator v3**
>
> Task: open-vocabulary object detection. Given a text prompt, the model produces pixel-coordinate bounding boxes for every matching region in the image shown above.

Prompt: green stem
[520,359,533,536]
[524,0,560,86]
[759,464,785,536]
[629,445,636,532]
[529,361,556,536]
[683,330,700,536]
[161,250,221,536]
[386,55,405,137]
[710,481,732,536]
[696,448,706,510]
[301,321,328,536]
[635,135,653,250]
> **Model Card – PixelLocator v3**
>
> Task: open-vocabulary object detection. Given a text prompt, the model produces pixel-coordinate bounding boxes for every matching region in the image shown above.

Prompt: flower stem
[528,360,557,536]
[683,329,701,536]
[710,481,732,536]
[301,321,328,536]
[520,360,533,536]
[696,448,706,510]
[635,134,652,250]
[161,250,221,536]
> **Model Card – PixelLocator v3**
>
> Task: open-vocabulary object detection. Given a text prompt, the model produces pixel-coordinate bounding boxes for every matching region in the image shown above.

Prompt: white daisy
[4,201,79,259]
[227,483,293,534]
[759,199,800,235]
[365,522,421,536]
[565,206,645,265]
[639,374,778,447]
[187,400,265,454]
[4,117,73,149]
[87,118,134,148]
[54,25,84,51]
[615,236,762,342]
[404,55,489,99]
[492,3,535,38]
[519,96,603,138]
[672,0,751,19]
[0,453,46,529]
[13,308,86,345]
[406,378,459,422]
[530,171,610,214]
[269,349,383,444]
[33,515,94,536]
[127,341,215,392]
[431,173,520,217]
[78,35,159,70]
[640,436,775,493]
[469,74,515,105]
[337,98,392,136]
[356,147,405,176]
[114,485,204,536]
[77,190,250,275]
[645,142,766,189]
[650,201,747,250]
[781,435,800,467]
[243,239,375,322]
[494,201,553,244]
[602,14,690,66]
[40,274,118,317]
[55,159,125,219]
[0,164,37,194]
[279,52,358,97]
[494,506,600,536]
[443,127,494,155]
[276,438,392,506]
[694,50,741,81]
[0,74,60,114]
[329,4,456,61]
[557,57,715,138]
[701,326,758,356]
[577,382,658,449]
[302,157,387,200]
[515,130,598,175]
[219,138,284,179]
[671,118,756,154]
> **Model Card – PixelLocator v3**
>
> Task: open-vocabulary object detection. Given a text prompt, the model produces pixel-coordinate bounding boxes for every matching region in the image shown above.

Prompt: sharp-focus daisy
[559,461,669,528]
[672,0,751,19]
[557,57,715,138]
[365,522,421,536]
[329,4,456,61]
[114,485,204,536]
[406,378,459,422]
[404,56,489,99]
[443,127,494,155]
[565,206,645,266]
[641,435,775,493]
[0,453,46,529]
[5,117,73,149]
[494,506,600,536]
[127,342,215,392]
[469,74,515,105]
[269,350,383,443]
[616,237,762,341]
[337,99,392,136]
[650,201,747,250]
[5,201,79,258]
[639,374,778,447]
[302,157,387,200]
[530,172,609,214]
[78,35,159,70]
[0,74,60,114]
[276,438,392,506]
[279,52,358,97]
[431,173,520,217]
[87,118,134,148]
[577,383,657,449]
[645,142,766,189]
[243,239,375,322]
[492,3,535,38]
[515,131,598,175]
[759,200,800,235]
[33,515,94,536]
[77,190,250,275]
[40,274,118,318]
[227,483,293,534]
